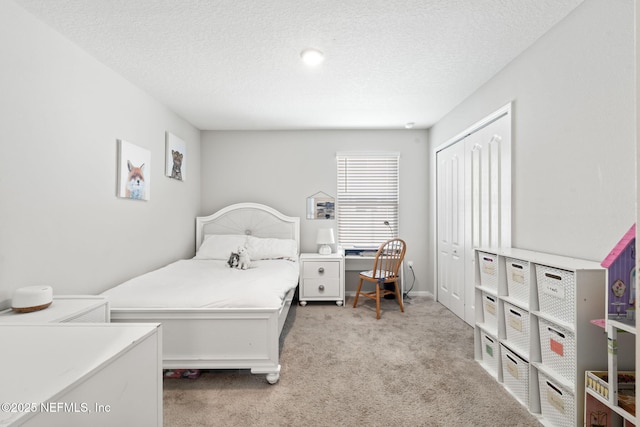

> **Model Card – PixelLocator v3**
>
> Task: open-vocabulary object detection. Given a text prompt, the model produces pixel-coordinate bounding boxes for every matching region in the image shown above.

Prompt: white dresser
[0,323,162,426]
[0,295,109,323]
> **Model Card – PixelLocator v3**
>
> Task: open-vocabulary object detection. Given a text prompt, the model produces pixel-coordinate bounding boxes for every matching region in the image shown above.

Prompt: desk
[344,256,404,297]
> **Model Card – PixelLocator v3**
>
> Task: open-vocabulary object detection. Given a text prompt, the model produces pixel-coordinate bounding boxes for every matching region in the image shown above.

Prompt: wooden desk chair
[352,238,406,319]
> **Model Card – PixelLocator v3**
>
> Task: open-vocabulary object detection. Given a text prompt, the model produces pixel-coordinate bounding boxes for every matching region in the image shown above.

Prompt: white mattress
[102,258,299,310]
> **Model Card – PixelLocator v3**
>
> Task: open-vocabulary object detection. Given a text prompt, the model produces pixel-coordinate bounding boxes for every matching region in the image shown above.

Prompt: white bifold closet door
[436,104,511,325]
[437,141,466,320]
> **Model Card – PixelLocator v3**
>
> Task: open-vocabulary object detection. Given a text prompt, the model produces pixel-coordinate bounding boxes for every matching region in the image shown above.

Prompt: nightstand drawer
[303,261,340,279]
[302,278,341,298]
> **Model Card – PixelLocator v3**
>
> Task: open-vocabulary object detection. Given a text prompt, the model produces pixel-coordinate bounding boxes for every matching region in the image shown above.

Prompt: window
[336,153,400,248]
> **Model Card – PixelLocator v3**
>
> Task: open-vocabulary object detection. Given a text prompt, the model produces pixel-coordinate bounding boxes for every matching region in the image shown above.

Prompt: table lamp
[316,228,335,255]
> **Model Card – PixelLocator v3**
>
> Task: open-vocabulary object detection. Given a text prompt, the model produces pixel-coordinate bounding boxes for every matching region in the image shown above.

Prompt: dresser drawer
[302,278,341,298]
[303,261,340,279]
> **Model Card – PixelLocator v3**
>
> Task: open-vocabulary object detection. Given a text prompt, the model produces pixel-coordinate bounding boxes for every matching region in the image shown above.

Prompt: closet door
[436,104,511,326]
[436,141,465,319]
[463,115,511,325]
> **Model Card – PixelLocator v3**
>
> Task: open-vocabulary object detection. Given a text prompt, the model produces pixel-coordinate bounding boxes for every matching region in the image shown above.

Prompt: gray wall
[429,0,635,295]
[200,130,430,294]
[0,1,201,305]
[2,0,634,306]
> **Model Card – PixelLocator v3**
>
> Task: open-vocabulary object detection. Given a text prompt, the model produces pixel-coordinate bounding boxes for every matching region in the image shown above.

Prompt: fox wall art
[117,139,151,201]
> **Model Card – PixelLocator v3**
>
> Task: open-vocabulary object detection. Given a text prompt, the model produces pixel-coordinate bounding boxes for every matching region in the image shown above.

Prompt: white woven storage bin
[501,345,529,406]
[478,252,498,291]
[539,318,576,385]
[480,331,499,376]
[506,257,530,305]
[482,292,498,332]
[503,301,529,358]
[536,264,576,325]
[538,371,576,427]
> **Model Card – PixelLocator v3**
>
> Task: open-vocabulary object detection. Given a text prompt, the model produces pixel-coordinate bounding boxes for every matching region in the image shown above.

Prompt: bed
[102,203,300,384]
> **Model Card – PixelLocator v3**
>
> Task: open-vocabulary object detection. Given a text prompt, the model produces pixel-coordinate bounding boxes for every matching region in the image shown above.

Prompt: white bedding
[102,258,299,310]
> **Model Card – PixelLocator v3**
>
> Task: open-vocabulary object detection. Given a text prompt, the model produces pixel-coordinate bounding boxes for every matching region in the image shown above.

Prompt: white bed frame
[110,203,300,384]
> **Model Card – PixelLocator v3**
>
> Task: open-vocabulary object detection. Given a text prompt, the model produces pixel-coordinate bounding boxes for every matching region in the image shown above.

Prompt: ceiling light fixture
[405,122,415,129]
[300,48,324,67]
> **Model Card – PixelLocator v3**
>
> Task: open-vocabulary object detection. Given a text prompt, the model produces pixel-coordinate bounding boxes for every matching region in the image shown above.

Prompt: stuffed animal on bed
[228,247,251,269]
[227,251,239,268]
[237,246,251,270]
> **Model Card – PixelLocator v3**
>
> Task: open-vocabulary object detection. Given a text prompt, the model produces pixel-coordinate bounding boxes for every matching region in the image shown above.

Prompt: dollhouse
[602,224,636,323]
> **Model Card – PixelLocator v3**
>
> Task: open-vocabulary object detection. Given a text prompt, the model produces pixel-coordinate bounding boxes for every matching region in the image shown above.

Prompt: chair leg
[375,282,381,319]
[353,278,364,307]
[394,282,405,313]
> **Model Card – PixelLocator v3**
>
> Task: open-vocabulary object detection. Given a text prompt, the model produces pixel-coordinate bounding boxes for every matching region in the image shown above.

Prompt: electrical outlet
[407,260,414,267]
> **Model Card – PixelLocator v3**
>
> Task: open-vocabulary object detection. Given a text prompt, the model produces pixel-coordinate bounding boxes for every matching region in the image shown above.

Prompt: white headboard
[195,203,300,253]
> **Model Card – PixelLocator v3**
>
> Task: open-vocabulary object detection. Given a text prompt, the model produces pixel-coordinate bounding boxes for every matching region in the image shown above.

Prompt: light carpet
[163,295,541,426]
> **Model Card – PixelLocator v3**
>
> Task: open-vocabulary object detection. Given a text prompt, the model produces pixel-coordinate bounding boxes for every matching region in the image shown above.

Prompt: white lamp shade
[316,228,335,254]
[316,228,335,245]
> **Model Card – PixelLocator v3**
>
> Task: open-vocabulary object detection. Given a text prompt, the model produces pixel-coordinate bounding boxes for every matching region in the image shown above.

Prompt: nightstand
[0,295,110,323]
[299,253,345,306]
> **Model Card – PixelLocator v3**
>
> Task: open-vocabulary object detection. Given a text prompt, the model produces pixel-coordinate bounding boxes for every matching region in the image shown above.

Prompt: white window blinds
[337,153,400,248]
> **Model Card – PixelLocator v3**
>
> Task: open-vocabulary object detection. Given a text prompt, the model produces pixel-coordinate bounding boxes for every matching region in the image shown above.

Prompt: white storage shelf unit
[474,248,606,427]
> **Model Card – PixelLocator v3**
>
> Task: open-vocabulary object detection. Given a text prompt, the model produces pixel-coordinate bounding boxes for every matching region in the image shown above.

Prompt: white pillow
[195,234,248,260]
[247,236,298,260]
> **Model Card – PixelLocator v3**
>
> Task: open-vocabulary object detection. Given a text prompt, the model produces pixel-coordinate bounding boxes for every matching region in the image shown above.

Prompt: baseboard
[345,290,433,298]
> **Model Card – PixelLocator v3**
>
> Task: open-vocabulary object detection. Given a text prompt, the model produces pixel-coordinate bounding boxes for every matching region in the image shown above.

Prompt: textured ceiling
[14,0,583,130]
